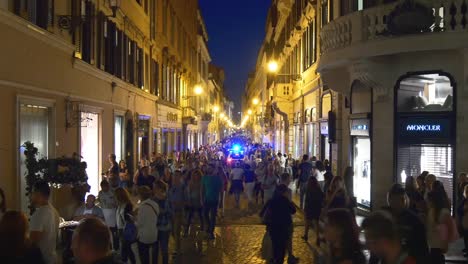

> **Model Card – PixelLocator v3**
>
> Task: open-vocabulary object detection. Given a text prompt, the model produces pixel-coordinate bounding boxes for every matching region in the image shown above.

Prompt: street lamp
[107,0,121,17]
[252,98,259,105]
[194,85,203,95]
[213,105,219,112]
[267,60,279,73]
[220,113,225,119]
[247,109,253,115]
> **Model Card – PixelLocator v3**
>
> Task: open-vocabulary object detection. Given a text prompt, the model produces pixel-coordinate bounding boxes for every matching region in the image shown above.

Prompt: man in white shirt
[278,152,286,173]
[30,181,60,264]
[137,186,160,264]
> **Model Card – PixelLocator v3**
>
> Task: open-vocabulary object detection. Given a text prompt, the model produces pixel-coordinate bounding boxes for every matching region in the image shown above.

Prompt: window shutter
[129,40,135,85]
[138,47,144,88]
[81,1,92,63]
[71,0,82,58]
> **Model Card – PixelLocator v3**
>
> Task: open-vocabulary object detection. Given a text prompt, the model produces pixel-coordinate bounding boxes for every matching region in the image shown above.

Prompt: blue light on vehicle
[232,144,241,152]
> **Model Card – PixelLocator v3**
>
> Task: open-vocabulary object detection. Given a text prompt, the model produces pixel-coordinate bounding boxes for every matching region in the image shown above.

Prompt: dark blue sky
[199,0,271,117]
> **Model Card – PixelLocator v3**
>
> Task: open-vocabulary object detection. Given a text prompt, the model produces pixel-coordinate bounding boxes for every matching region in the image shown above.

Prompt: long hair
[114,187,132,206]
[326,209,362,257]
[427,180,451,223]
[0,188,5,213]
[307,177,323,196]
[0,211,30,257]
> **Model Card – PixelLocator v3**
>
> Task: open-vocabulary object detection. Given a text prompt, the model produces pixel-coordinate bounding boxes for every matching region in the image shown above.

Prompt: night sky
[199,0,271,121]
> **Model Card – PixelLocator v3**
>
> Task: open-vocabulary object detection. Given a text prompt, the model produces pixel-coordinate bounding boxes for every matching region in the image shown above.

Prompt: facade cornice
[0,8,75,55]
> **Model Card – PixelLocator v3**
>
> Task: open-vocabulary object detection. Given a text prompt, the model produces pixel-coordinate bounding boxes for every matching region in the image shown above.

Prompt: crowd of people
[0,141,467,264]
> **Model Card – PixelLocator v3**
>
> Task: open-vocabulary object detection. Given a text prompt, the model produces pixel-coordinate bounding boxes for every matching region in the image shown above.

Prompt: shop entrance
[353,137,371,207]
[80,112,100,195]
[320,135,330,162]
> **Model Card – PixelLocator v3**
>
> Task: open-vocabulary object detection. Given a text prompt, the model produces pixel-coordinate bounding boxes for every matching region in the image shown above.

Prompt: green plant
[22,141,88,214]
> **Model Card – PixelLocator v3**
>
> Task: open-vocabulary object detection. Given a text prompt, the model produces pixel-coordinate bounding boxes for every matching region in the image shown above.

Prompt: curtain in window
[20,105,49,212]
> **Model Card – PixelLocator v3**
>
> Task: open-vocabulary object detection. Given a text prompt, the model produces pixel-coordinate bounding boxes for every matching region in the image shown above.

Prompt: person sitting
[0,211,45,264]
[362,211,417,264]
[72,218,124,264]
[74,195,105,221]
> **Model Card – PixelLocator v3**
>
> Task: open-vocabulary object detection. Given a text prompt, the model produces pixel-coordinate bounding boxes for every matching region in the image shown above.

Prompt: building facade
[0,0,230,211]
[245,0,468,210]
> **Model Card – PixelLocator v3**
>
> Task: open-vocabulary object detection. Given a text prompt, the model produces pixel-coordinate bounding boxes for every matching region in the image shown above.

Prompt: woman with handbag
[115,187,136,264]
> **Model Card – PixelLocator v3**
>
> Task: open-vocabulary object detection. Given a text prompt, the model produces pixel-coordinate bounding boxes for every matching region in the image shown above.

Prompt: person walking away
[278,173,299,263]
[29,181,60,264]
[298,155,313,209]
[285,154,294,177]
[404,176,425,218]
[254,162,266,204]
[261,185,296,264]
[362,211,416,264]
[426,181,457,264]
[324,209,366,264]
[137,186,159,264]
[153,180,171,264]
[373,184,429,263]
[98,180,118,249]
[302,177,324,245]
[0,211,45,264]
[230,162,245,209]
[244,164,256,207]
[201,163,223,239]
[314,160,325,190]
[262,163,278,203]
[72,218,124,264]
[115,187,136,264]
[168,170,186,255]
[134,166,156,190]
[185,169,204,236]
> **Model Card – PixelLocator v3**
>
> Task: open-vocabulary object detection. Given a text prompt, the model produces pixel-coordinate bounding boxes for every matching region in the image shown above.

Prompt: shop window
[321,93,332,119]
[351,81,372,114]
[397,73,453,112]
[80,112,100,195]
[114,115,124,162]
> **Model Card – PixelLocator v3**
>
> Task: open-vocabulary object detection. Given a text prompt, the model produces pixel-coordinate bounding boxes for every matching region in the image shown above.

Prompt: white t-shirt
[279,156,286,168]
[30,204,60,264]
[315,169,325,182]
[231,168,244,180]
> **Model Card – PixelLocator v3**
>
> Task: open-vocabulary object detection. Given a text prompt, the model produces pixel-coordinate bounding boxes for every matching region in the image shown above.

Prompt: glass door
[80,112,100,195]
[353,137,371,207]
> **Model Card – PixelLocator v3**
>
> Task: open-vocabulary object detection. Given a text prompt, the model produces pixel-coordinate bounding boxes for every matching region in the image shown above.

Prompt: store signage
[398,117,452,143]
[350,119,370,136]
[320,122,328,135]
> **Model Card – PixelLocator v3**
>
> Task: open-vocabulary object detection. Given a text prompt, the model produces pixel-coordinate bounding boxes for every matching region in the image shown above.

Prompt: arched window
[321,93,332,119]
[397,73,453,113]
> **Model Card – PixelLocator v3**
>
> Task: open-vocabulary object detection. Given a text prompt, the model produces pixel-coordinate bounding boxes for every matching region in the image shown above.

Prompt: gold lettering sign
[167,113,178,122]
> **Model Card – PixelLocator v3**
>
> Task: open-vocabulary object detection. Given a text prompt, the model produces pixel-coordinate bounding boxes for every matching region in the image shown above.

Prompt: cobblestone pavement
[163,193,321,264]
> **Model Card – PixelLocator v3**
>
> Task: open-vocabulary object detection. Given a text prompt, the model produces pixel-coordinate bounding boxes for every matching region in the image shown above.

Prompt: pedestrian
[254,162,266,204]
[153,180,171,264]
[374,184,429,263]
[297,154,313,209]
[324,209,365,264]
[201,163,223,239]
[260,184,296,264]
[119,160,131,189]
[73,194,105,221]
[324,159,332,173]
[457,172,467,211]
[168,170,186,255]
[302,177,324,244]
[29,181,60,264]
[277,152,286,174]
[137,186,159,264]
[362,211,416,264]
[162,168,173,189]
[115,187,136,264]
[416,174,426,197]
[107,154,121,189]
[279,173,299,263]
[323,171,333,194]
[72,218,124,264]
[0,187,5,221]
[404,176,425,217]
[98,180,118,235]
[137,166,157,190]
[230,162,245,209]
[285,154,294,177]
[426,181,456,263]
[185,169,204,236]
[314,160,325,190]
[0,211,45,264]
[262,163,278,202]
[424,174,437,199]
[244,164,256,206]
[326,176,349,210]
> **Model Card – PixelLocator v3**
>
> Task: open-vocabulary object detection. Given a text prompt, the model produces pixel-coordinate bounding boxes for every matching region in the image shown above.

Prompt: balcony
[318,0,468,71]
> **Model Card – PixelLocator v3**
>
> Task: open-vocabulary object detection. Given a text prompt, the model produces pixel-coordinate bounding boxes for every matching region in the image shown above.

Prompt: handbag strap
[144,203,158,218]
